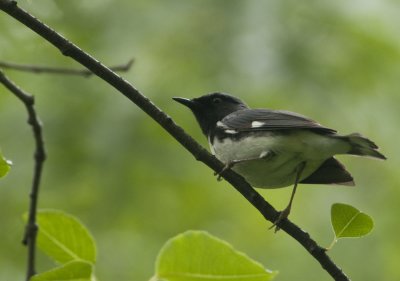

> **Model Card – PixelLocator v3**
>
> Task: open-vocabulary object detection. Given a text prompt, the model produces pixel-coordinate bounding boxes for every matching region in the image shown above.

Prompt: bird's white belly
[232,158,321,188]
[210,131,348,188]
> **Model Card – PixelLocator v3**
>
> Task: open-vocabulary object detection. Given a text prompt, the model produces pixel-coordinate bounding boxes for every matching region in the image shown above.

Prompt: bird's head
[173,92,248,135]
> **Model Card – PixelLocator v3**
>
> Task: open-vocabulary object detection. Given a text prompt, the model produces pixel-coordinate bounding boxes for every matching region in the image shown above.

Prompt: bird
[173,93,386,230]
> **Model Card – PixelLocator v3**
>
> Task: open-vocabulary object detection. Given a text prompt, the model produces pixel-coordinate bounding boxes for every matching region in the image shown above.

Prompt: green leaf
[154,230,277,281]
[331,203,374,239]
[0,151,12,178]
[30,260,93,281]
[26,210,97,264]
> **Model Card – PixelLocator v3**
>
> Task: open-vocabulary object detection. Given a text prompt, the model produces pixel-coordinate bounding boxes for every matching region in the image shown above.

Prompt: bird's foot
[214,161,235,181]
[269,207,291,233]
[214,153,274,181]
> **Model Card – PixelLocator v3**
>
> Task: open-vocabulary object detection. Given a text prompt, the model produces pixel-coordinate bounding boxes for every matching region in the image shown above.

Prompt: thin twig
[0,1,349,280]
[0,59,134,77]
[0,69,46,280]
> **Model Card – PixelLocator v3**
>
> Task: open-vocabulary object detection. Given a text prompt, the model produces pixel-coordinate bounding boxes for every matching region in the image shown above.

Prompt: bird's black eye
[212,97,222,104]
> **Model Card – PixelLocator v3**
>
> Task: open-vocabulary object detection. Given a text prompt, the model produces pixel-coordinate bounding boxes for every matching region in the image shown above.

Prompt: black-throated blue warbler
[173,93,386,229]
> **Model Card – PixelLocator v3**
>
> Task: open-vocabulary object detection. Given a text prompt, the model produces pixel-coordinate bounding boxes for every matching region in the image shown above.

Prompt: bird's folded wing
[221,109,336,134]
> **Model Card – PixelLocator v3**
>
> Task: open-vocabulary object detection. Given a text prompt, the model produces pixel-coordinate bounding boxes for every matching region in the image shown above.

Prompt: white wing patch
[216,121,228,128]
[251,121,265,128]
[217,121,237,134]
[224,129,238,134]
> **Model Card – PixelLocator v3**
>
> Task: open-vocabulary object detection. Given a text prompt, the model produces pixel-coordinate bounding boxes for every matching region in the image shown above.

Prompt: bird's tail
[342,133,386,160]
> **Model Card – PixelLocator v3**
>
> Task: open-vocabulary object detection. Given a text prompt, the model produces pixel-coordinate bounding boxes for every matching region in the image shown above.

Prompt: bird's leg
[215,159,244,181]
[214,151,274,181]
[270,161,306,232]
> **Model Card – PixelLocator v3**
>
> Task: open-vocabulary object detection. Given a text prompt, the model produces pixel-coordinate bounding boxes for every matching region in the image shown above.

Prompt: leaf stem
[326,238,338,251]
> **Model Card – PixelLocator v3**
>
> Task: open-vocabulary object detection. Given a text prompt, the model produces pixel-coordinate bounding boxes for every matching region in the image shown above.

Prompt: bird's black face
[173,92,248,136]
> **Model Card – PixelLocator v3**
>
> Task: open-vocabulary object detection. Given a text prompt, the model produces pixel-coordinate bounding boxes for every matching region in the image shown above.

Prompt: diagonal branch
[0,1,349,280]
[0,59,134,77]
[0,69,46,280]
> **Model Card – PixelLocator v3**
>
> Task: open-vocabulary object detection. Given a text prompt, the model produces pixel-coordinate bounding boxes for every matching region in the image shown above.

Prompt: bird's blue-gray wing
[220,109,336,134]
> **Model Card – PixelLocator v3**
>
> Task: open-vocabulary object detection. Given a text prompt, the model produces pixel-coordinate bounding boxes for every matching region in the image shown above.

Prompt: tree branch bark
[0,1,349,280]
[0,59,134,76]
[0,69,46,280]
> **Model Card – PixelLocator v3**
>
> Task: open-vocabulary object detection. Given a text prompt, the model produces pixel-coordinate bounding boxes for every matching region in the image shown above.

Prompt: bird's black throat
[174,92,248,137]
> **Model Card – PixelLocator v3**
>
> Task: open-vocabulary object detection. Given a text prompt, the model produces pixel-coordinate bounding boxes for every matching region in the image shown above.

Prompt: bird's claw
[213,162,234,181]
[269,208,291,233]
[213,171,224,181]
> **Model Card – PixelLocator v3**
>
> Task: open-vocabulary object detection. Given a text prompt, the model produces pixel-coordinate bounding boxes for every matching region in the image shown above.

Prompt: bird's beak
[172,97,196,109]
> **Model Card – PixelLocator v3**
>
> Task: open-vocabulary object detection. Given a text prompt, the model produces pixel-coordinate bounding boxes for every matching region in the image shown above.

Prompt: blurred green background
[1,0,399,280]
